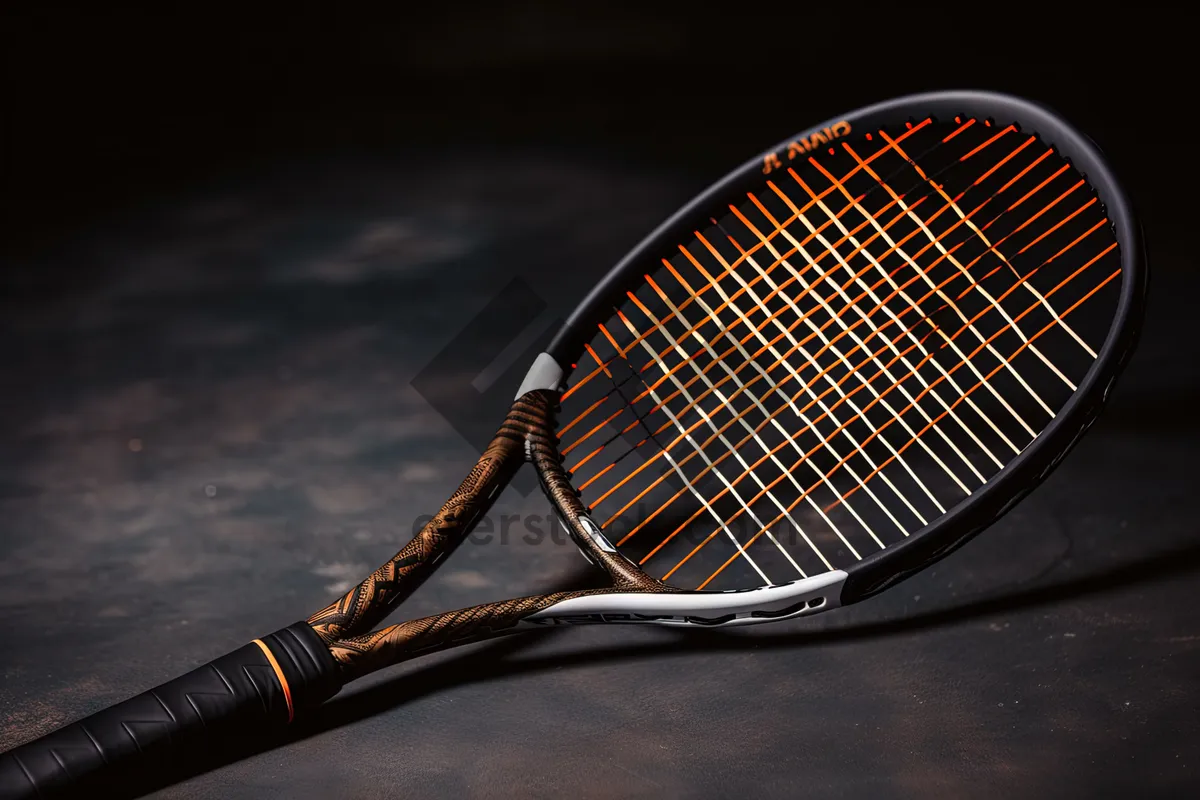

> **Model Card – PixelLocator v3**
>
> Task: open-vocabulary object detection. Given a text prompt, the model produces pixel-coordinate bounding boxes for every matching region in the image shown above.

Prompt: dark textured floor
[0,143,1197,799]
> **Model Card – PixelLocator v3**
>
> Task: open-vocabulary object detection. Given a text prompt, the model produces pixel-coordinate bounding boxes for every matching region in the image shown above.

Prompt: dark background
[2,4,1197,798]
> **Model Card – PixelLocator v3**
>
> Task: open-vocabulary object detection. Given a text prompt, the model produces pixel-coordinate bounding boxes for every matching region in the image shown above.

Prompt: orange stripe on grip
[253,638,294,722]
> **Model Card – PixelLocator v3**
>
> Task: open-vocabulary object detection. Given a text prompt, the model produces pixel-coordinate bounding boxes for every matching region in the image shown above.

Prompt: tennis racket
[0,90,1146,799]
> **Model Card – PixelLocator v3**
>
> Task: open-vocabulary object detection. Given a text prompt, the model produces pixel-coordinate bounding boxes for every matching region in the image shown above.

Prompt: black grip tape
[0,622,340,799]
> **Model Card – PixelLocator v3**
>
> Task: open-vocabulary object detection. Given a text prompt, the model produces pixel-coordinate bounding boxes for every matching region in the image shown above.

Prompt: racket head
[520,90,1145,619]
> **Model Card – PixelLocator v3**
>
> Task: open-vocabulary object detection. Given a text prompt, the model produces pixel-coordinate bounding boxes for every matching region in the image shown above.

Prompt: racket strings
[559,118,942,412]
[595,152,1094,525]
[573,128,1070,563]
[559,116,1121,590]
[596,255,1114,588]
[673,252,1121,590]
[559,118,1031,450]
[869,131,1090,396]
[559,180,947,464]
[565,123,1031,482]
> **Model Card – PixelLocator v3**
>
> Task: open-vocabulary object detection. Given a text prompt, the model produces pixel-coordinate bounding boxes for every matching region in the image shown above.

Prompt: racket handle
[0,622,340,800]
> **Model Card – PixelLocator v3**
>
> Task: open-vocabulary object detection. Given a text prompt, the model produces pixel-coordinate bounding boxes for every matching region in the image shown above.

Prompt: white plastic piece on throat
[515,352,565,399]
[526,570,847,628]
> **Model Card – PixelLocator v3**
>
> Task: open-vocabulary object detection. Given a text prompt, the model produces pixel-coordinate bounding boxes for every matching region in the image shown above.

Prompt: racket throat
[522,390,671,593]
[525,570,847,629]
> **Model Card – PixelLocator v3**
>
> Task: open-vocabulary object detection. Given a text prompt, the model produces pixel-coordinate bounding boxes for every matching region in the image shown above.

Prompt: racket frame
[531,89,1146,609]
[0,90,1147,799]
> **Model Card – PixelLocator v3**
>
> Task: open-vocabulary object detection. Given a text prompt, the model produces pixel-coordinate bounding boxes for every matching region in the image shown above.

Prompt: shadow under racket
[109,537,1200,799]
